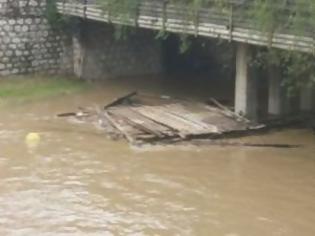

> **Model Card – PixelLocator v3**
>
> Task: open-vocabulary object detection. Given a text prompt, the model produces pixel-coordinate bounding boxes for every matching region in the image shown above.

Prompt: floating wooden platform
[96,93,261,145]
[58,92,310,148]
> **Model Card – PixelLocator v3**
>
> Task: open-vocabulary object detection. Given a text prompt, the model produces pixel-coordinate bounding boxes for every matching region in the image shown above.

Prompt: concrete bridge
[57,0,315,118]
[57,0,314,52]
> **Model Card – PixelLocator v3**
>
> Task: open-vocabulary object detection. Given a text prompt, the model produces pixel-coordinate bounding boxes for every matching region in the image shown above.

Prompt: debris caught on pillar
[57,92,308,148]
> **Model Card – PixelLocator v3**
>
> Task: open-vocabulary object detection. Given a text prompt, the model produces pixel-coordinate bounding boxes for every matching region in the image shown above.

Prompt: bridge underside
[57,1,315,53]
[57,1,315,118]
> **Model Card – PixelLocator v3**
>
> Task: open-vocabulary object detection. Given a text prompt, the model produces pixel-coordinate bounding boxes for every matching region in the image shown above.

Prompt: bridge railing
[57,0,315,53]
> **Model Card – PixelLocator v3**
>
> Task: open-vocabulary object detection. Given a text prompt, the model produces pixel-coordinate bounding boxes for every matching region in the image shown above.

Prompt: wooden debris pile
[94,92,263,145]
[58,92,309,148]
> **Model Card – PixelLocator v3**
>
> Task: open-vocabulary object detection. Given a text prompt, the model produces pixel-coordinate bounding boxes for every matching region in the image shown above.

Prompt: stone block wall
[0,1,163,79]
[0,0,73,76]
[75,20,163,80]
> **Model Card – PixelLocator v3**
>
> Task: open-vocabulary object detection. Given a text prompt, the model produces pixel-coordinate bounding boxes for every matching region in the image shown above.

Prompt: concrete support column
[72,21,85,79]
[300,86,314,112]
[235,43,257,119]
[268,66,284,116]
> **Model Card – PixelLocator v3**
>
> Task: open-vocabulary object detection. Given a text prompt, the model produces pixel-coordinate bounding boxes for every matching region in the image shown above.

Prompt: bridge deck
[57,0,315,53]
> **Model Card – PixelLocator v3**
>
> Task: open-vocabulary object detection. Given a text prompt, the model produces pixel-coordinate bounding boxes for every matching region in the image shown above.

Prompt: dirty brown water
[0,76,315,236]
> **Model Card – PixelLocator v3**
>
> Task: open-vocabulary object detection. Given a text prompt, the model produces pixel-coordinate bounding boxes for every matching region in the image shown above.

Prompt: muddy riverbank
[0,76,315,236]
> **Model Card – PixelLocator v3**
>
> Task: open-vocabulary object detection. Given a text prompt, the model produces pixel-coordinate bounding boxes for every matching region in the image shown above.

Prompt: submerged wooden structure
[59,93,310,148]
[80,93,261,145]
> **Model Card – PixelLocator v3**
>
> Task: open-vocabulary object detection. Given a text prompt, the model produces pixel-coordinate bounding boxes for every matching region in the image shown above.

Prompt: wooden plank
[104,111,156,143]
[201,110,248,132]
[103,111,136,143]
[207,98,251,123]
[167,102,250,132]
[104,91,137,109]
[159,104,220,133]
[133,106,189,138]
[163,103,248,133]
[134,105,219,137]
[189,139,302,148]
[108,107,175,138]
[57,112,77,117]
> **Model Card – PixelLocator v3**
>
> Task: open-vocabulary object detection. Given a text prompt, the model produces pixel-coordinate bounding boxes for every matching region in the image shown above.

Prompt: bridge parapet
[57,0,314,52]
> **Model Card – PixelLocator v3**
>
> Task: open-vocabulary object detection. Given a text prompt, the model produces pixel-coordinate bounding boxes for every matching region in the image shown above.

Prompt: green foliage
[96,0,140,40]
[179,35,193,54]
[48,0,315,45]
[45,0,63,28]
[94,0,314,47]
[155,30,169,40]
[45,0,73,30]
[245,0,315,93]
[0,75,89,106]
[251,48,315,95]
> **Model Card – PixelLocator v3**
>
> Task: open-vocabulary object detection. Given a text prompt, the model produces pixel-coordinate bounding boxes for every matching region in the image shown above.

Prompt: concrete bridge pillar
[300,86,314,112]
[234,43,257,119]
[268,66,285,116]
[72,21,85,79]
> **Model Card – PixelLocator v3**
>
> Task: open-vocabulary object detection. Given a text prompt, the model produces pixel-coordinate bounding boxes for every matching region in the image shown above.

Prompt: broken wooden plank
[161,104,220,132]
[57,112,77,117]
[135,106,192,137]
[103,111,139,144]
[184,103,247,132]
[104,91,137,109]
[108,107,173,138]
[98,112,123,140]
[189,139,302,148]
[207,98,251,123]
[105,111,160,142]
[134,105,219,137]
[200,107,250,132]
[57,106,96,118]
[128,106,180,133]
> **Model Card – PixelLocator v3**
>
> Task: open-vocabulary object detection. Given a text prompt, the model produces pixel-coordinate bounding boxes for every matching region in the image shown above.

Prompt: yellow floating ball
[25,132,41,148]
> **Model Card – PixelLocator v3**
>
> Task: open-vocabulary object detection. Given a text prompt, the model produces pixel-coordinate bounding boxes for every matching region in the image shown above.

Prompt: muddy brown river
[0,76,315,236]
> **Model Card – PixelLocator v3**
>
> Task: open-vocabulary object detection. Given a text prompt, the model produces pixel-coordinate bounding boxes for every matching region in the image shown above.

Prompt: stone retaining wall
[0,1,163,79]
[0,0,73,76]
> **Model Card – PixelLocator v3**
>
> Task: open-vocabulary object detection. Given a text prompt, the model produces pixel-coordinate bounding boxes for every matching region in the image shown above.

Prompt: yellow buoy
[25,132,41,149]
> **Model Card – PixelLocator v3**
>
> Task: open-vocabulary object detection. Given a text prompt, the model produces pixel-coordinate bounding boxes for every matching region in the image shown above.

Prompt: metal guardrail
[57,0,315,53]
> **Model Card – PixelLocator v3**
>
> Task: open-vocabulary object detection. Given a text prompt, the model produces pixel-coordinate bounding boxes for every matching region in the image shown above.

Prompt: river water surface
[0,77,315,236]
